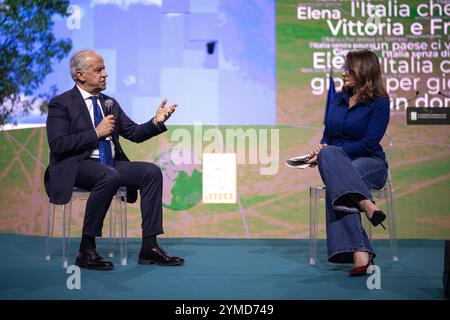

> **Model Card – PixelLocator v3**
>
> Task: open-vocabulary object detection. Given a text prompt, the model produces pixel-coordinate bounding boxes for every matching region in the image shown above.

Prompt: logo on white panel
[202,153,236,204]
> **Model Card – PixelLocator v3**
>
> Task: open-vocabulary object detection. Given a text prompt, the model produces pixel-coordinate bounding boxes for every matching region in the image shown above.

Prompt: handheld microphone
[406,90,419,107]
[390,90,419,103]
[438,91,450,99]
[105,99,113,116]
[389,90,420,110]
[406,90,420,103]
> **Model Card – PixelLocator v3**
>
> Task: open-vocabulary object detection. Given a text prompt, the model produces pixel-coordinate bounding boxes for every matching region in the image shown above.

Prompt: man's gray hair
[69,49,99,82]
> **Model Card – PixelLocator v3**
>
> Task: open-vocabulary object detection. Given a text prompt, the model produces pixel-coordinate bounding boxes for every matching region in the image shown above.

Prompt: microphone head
[438,91,450,98]
[105,99,113,115]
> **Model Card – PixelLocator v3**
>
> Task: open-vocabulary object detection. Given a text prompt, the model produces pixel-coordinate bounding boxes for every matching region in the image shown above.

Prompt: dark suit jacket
[44,86,167,205]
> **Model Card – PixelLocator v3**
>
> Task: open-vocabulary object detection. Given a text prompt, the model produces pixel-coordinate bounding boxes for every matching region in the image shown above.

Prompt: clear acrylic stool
[45,186,128,268]
[309,173,399,265]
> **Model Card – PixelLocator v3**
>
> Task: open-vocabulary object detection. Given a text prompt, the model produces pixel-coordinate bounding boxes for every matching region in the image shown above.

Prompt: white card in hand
[285,154,312,169]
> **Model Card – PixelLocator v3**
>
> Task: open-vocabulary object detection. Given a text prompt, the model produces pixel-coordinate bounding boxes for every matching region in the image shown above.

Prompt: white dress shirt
[76,85,116,159]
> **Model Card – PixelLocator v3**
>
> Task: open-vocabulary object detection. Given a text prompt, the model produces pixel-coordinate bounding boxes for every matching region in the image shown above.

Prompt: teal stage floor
[0,234,446,300]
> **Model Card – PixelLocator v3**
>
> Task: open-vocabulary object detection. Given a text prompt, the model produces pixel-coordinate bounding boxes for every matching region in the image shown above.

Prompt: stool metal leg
[108,203,115,258]
[119,193,127,266]
[309,187,319,265]
[62,201,72,269]
[45,203,56,261]
[386,180,399,262]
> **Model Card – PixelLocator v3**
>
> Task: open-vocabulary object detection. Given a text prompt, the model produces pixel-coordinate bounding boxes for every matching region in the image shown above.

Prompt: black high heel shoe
[349,254,374,277]
[368,210,386,230]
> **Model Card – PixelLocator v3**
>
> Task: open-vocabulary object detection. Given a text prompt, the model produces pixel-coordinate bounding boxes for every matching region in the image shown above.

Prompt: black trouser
[74,159,164,238]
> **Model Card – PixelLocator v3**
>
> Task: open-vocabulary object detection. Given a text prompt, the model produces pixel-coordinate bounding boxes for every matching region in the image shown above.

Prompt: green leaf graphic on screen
[163,170,202,211]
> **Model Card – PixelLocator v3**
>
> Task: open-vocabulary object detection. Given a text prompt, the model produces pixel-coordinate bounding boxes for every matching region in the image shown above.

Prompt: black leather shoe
[138,246,185,266]
[75,248,114,270]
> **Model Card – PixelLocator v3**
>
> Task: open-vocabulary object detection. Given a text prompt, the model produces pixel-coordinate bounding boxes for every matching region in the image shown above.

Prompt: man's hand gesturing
[154,98,177,126]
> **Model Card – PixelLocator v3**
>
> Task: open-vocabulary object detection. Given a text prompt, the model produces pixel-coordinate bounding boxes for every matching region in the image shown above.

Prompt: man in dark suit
[45,49,184,270]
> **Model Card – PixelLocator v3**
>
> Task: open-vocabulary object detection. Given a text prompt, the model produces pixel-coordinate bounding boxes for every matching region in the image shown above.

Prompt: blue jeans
[317,146,388,263]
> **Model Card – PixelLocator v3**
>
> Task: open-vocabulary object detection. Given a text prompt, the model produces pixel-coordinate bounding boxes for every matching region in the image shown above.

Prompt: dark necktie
[91,96,113,166]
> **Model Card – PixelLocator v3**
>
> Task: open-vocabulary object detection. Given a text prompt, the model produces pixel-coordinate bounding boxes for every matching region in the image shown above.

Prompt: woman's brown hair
[344,49,388,104]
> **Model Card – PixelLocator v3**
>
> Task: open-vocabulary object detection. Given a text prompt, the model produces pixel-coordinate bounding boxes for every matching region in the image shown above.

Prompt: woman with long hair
[307,49,390,276]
